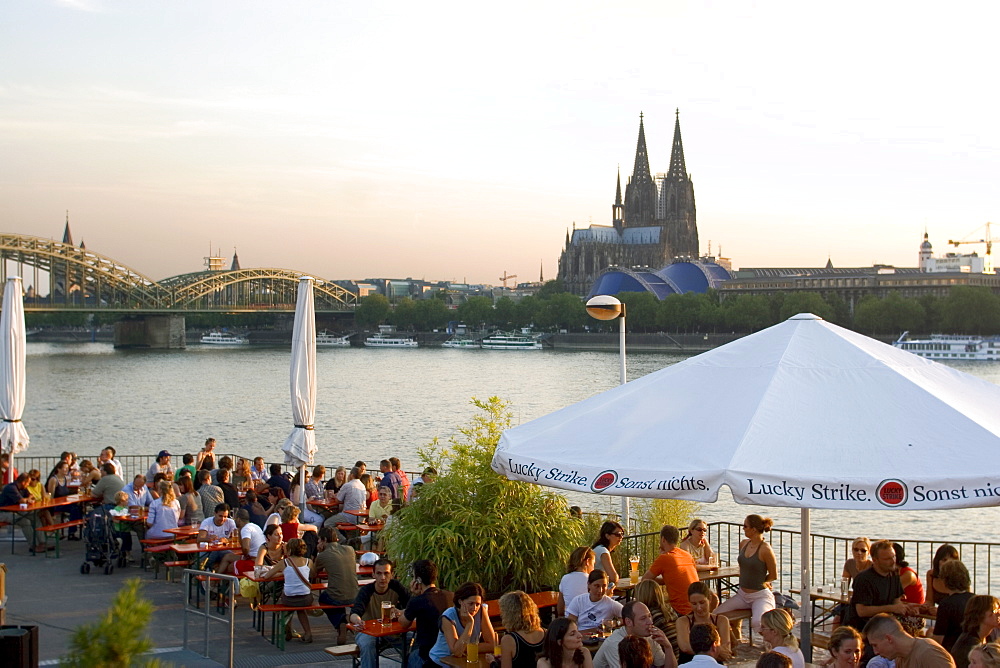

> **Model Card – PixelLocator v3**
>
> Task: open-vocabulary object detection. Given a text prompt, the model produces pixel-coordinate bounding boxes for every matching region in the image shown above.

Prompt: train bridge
[0,233,359,348]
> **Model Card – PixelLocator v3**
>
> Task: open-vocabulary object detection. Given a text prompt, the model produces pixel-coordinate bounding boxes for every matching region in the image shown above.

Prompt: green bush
[60,578,160,668]
[384,397,584,595]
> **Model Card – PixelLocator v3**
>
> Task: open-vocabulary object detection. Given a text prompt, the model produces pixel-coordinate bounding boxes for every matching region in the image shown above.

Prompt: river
[19,342,1000,544]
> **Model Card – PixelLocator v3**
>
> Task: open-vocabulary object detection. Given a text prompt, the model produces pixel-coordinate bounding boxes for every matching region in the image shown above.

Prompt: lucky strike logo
[592,470,618,493]
[876,479,908,507]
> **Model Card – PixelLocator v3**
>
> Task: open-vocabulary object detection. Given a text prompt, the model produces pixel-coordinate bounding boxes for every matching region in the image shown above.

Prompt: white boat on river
[893,331,1000,361]
[200,331,249,345]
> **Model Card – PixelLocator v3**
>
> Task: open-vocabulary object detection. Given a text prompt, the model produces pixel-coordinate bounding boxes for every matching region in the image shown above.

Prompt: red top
[279,522,299,542]
[901,565,925,604]
[648,547,699,614]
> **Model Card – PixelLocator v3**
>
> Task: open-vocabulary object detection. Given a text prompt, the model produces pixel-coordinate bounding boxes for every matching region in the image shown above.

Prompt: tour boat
[200,331,249,345]
[364,325,418,348]
[317,331,352,347]
[480,330,543,351]
[442,337,479,349]
[893,332,1000,361]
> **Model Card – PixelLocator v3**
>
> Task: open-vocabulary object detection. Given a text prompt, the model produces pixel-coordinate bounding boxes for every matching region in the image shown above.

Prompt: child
[109,490,135,558]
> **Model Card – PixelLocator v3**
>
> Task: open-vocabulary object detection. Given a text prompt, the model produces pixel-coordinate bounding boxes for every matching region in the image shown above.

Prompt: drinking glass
[381,601,392,625]
[840,577,850,597]
[466,642,478,664]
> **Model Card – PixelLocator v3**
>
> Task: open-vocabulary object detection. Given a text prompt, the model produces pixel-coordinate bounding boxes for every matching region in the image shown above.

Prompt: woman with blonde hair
[146,480,180,539]
[558,547,595,616]
[760,609,803,668]
[842,537,872,582]
[969,642,1000,668]
[498,591,544,668]
[678,519,716,571]
[233,458,253,491]
[266,497,293,527]
[633,580,680,662]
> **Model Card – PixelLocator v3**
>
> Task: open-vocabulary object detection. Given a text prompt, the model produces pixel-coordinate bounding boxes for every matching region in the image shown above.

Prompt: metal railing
[182,569,237,668]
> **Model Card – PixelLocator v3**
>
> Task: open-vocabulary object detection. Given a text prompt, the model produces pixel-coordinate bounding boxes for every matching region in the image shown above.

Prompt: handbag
[239,577,260,601]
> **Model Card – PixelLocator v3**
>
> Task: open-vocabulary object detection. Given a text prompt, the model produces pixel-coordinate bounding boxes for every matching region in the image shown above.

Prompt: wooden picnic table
[698,565,741,599]
[0,493,99,555]
[351,618,411,668]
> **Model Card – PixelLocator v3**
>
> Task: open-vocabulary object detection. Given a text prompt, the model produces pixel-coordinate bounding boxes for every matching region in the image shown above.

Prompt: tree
[457,296,494,329]
[492,297,516,329]
[390,297,417,330]
[60,578,160,668]
[940,286,1000,334]
[618,292,659,332]
[384,397,583,595]
[720,294,773,332]
[777,292,834,321]
[537,292,586,331]
[355,294,390,328]
[413,298,450,331]
[513,296,539,328]
[536,279,567,299]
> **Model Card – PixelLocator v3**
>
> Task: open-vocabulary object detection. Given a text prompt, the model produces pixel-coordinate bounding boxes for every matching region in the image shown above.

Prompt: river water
[20,342,1000,544]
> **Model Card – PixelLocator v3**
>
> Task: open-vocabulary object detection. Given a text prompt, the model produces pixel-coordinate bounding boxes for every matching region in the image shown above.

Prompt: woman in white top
[591,521,624,592]
[265,498,293,528]
[146,480,180,539]
[760,609,804,668]
[565,570,623,633]
[263,537,314,643]
[558,546,594,616]
[678,518,716,572]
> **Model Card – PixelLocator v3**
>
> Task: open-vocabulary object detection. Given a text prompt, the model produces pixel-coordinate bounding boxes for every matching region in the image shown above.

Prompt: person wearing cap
[147,450,173,484]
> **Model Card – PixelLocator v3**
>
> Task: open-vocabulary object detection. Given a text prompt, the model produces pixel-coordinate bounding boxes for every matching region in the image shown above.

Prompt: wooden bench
[325,643,360,668]
[811,631,832,650]
[141,542,176,576]
[37,519,86,558]
[720,609,754,647]
[162,560,191,582]
[258,603,350,650]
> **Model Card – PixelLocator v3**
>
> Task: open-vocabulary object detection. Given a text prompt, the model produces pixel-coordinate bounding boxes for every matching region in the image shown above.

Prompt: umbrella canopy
[281,277,317,469]
[0,277,28,484]
[493,313,1000,511]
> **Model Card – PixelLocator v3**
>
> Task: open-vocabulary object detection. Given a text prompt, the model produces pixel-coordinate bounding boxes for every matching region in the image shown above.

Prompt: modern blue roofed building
[588,260,732,299]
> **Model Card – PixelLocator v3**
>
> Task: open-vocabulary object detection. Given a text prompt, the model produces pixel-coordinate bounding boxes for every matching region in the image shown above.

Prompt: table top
[308,499,340,509]
[172,540,241,555]
[164,526,200,535]
[0,494,99,513]
[698,565,741,581]
[439,652,496,668]
[344,509,368,517]
[356,618,408,638]
[357,523,383,532]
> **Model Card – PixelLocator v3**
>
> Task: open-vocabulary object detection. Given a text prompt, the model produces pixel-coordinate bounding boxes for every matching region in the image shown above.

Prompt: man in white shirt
[198,503,237,571]
[685,623,722,668]
[217,508,265,575]
[323,467,366,539]
[593,600,677,668]
[567,570,623,633]
[99,447,124,479]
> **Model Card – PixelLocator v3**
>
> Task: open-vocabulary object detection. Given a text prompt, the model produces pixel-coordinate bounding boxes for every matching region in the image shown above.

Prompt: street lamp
[585,295,629,527]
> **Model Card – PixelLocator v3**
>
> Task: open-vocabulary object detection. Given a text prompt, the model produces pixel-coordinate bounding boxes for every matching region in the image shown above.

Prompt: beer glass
[381,601,392,625]
[466,642,478,664]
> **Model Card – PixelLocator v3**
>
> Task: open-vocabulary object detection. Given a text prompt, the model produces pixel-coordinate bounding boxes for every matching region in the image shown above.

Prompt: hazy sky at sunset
[2,1,999,285]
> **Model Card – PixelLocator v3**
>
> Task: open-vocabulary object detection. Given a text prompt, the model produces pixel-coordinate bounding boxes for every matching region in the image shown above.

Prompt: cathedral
[557,111,700,295]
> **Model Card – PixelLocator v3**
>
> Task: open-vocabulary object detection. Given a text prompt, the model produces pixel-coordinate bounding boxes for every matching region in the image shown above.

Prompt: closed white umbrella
[280,277,317,511]
[493,313,1000,661]
[0,277,28,485]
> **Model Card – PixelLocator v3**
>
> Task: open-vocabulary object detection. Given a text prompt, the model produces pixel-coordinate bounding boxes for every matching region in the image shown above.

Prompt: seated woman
[566,570,623,634]
[232,458,253,491]
[498,591,544,668]
[951,596,1000,668]
[429,581,497,667]
[714,514,777,636]
[46,461,81,539]
[633,579,680,662]
[558,547,594,617]
[146,480,180,540]
[367,485,394,523]
[289,475,325,525]
[678,519,716,571]
[927,544,961,607]
[262,537,315,643]
[265,498,293,528]
[676,580,731,663]
[969,642,1000,668]
[827,626,863,668]
[359,473,378,508]
[255,524,286,568]
[177,476,203,527]
[932,560,975,652]
[325,466,347,496]
[591,521,624,594]
[26,469,55,527]
[842,537,872,584]
[537,618,592,668]
[78,459,101,492]
[278,504,317,542]
[760,609,803,668]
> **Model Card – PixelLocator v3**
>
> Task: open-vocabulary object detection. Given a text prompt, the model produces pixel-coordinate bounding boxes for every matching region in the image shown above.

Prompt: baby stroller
[80,507,123,575]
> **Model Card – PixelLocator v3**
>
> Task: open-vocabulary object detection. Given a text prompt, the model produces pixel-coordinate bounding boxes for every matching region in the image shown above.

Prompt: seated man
[685,624,722,668]
[593,600,677,668]
[0,473,48,554]
[265,463,291,498]
[323,466,367,539]
[91,463,125,508]
[196,470,224,518]
[311,526,359,645]
[217,508,266,575]
[198,503,237,571]
[217,468,240,510]
[399,559,453,668]
[641,524,699,615]
[126,475,153,508]
[864,613,955,668]
[567,569,623,633]
[348,558,411,668]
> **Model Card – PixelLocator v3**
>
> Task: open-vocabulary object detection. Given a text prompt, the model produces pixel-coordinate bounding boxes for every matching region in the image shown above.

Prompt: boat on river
[200,331,249,345]
[481,329,543,350]
[317,331,352,347]
[893,331,1000,360]
[365,325,418,348]
[442,337,479,349]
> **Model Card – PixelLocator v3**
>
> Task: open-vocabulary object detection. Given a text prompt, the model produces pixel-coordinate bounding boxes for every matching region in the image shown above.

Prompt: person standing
[196,437,217,471]
[313,526,359,645]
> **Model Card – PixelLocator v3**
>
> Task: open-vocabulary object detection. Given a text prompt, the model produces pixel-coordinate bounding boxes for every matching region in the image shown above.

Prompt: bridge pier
[114,315,186,349]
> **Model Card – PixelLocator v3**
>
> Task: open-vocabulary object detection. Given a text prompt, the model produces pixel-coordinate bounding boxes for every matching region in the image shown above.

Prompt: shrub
[60,578,160,668]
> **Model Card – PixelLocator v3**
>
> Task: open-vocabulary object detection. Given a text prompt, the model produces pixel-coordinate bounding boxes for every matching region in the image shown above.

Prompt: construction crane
[498,271,518,288]
[948,222,995,256]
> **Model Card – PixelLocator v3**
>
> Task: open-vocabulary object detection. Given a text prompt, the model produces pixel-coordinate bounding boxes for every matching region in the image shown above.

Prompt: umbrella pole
[800,508,813,663]
[299,464,306,514]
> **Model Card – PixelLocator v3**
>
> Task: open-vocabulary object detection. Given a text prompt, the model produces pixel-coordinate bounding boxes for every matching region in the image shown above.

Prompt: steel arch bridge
[0,233,357,312]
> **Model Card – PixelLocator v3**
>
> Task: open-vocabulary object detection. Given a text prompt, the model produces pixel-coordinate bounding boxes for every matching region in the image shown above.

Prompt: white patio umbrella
[280,277,317,512]
[0,277,28,486]
[492,313,1000,660]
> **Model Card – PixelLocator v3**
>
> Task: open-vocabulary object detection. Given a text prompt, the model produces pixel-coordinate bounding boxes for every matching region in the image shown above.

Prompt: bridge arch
[162,268,357,310]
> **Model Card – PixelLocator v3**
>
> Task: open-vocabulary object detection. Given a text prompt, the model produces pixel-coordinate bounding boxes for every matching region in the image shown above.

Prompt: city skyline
[2,1,999,285]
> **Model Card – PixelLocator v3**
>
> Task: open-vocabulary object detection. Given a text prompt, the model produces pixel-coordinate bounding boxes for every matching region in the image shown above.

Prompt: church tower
[658,109,698,258]
[919,231,933,271]
[623,114,658,227]
[612,169,624,233]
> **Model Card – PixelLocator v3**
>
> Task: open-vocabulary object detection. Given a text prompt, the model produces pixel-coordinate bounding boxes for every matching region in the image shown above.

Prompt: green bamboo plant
[60,578,160,668]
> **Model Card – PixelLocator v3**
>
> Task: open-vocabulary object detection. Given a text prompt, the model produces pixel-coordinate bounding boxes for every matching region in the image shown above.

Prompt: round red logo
[591,470,618,493]
[876,479,908,507]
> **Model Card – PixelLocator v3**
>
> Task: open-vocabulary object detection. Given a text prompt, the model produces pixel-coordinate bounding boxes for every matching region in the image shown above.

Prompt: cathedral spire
[623,113,657,227]
[62,211,74,245]
[615,166,622,206]
[231,248,241,271]
[632,112,653,184]
[612,167,624,233]
[666,108,688,181]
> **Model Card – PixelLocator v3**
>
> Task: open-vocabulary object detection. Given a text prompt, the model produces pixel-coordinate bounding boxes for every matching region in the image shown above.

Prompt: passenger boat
[480,330,543,351]
[317,331,351,347]
[200,331,249,345]
[442,337,479,349]
[892,331,1000,361]
[364,325,418,348]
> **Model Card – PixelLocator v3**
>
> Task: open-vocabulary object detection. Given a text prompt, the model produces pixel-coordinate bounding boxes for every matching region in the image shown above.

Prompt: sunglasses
[853,548,868,553]
[611,532,624,537]
[692,527,707,532]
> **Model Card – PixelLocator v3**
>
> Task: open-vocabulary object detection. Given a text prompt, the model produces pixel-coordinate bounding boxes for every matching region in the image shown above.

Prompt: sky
[2,1,999,285]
